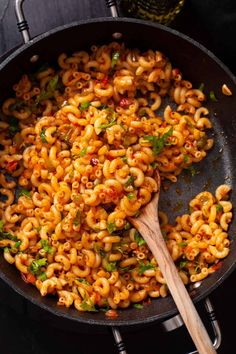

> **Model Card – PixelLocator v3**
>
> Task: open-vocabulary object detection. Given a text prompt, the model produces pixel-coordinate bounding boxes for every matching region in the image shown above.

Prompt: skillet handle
[15,0,31,44]
[15,0,120,44]
[105,0,119,17]
[187,298,221,354]
[111,326,128,354]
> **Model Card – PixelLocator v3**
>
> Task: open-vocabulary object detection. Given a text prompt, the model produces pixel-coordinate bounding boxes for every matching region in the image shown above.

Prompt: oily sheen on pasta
[0,42,232,315]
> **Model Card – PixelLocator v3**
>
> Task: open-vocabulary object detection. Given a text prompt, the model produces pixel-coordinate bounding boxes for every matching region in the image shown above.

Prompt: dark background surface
[0,1,236,353]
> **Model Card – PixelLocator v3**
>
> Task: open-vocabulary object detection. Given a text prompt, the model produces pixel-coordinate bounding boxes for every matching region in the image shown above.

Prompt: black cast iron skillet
[0,0,236,351]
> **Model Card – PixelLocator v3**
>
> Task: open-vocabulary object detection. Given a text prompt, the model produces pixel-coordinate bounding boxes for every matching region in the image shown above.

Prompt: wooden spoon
[129,172,216,354]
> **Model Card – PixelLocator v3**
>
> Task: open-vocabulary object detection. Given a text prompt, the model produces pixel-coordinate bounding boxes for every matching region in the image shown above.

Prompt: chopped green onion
[29,258,47,275]
[40,239,53,254]
[80,299,98,312]
[37,272,47,281]
[127,193,134,200]
[0,224,18,241]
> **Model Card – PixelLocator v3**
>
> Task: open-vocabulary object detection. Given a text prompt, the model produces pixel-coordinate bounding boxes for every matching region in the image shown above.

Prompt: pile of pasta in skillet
[0,42,232,316]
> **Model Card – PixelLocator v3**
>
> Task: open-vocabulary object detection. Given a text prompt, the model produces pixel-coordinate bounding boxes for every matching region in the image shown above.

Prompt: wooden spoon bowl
[129,171,216,354]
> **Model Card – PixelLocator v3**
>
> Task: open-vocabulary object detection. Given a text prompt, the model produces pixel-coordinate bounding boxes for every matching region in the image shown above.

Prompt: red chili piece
[101,75,108,87]
[90,158,99,166]
[6,160,18,172]
[119,98,131,108]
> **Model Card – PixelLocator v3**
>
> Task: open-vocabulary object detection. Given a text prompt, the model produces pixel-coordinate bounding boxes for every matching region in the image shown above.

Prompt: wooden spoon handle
[132,216,216,354]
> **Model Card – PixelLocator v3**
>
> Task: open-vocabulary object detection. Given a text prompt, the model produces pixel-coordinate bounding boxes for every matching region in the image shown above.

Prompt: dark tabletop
[0,1,236,354]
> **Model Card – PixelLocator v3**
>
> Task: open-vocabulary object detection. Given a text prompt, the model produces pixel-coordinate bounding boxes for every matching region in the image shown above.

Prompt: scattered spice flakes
[222,84,232,96]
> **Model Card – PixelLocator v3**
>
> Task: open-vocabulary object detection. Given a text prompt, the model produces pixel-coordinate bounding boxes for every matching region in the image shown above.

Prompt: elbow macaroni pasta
[0,42,232,315]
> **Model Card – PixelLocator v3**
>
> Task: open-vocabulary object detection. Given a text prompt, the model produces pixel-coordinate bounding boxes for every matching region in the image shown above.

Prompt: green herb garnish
[40,239,53,254]
[37,272,47,281]
[143,127,173,155]
[80,298,98,312]
[209,90,218,102]
[125,175,135,187]
[107,222,116,234]
[40,128,47,143]
[80,102,91,110]
[79,147,87,157]
[151,161,158,169]
[179,261,188,269]
[198,83,205,92]
[178,242,188,248]
[73,210,82,226]
[183,154,189,163]
[98,109,117,129]
[8,117,20,137]
[111,51,120,69]
[124,222,131,230]
[185,165,196,177]
[19,189,31,198]
[29,258,47,275]
[98,117,116,130]
[77,278,91,285]
[133,303,143,309]
[119,266,131,272]
[104,261,117,272]
[134,230,146,246]
[127,193,134,200]
[14,240,22,248]
[0,220,3,232]
[138,261,154,275]
[216,204,223,213]
[0,221,18,241]
[9,100,25,112]
[35,75,59,105]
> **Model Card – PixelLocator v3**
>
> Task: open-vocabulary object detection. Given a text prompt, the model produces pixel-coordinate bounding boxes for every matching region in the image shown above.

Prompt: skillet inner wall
[0,19,236,326]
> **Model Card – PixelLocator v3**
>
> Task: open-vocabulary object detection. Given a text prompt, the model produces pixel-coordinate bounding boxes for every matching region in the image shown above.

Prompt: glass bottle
[120,0,186,25]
